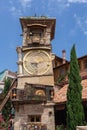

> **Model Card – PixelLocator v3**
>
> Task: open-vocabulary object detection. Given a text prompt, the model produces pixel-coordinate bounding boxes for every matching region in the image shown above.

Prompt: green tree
[66,44,85,130]
[2,78,12,121]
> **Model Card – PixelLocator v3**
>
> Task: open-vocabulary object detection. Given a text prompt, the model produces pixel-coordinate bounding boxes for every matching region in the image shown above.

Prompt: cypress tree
[66,44,85,130]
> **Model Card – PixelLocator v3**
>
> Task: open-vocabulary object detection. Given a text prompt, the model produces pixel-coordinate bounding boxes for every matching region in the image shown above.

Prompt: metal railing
[21,122,47,130]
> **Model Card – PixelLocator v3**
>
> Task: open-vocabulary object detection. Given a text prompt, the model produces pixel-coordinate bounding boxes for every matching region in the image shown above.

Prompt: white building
[0,69,16,93]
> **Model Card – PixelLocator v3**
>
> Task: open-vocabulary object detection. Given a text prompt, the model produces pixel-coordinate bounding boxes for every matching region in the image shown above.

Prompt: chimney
[62,50,66,64]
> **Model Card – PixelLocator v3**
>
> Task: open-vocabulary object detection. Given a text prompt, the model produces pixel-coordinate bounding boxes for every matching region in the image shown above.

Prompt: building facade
[0,69,16,93]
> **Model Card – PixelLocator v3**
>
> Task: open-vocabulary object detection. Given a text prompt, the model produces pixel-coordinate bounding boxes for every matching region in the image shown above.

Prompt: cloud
[8,0,87,18]
[10,6,16,12]
[19,0,32,10]
[47,0,71,16]
[74,14,87,35]
[10,5,22,16]
[9,0,32,16]
[8,0,70,17]
[68,0,87,3]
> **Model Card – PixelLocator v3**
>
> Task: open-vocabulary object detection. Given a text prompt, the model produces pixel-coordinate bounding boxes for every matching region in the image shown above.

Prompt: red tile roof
[54,79,87,104]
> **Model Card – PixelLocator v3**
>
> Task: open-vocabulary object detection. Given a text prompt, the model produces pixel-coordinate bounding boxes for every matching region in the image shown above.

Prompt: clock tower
[13,16,56,130]
[16,16,55,87]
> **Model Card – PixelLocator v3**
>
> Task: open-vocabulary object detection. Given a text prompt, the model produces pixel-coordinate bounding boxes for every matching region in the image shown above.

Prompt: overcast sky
[0,0,87,72]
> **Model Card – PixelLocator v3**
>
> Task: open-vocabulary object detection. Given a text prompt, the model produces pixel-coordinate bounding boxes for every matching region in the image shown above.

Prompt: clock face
[23,50,51,75]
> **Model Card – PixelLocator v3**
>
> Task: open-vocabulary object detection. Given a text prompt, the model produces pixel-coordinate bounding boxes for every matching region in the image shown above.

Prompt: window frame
[28,115,41,123]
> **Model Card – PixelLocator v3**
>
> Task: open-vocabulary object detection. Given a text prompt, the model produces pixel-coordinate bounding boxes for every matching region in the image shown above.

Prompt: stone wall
[14,102,55,130]
[17,75,54,89]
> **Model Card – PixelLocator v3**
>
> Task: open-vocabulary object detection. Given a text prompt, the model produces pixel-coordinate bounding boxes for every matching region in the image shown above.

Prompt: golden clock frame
[23,50,51,75]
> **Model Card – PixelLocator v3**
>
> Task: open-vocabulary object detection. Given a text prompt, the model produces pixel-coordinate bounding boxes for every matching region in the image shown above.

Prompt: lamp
[12,87,17,99]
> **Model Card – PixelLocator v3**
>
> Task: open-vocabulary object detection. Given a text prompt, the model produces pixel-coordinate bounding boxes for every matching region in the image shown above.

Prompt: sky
[0,0,87,72]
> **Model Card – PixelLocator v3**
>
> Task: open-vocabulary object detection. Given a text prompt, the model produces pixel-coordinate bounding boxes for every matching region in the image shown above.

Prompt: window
[78,62,81,70]
[55,61,58,67]
[28,115,41,122]
[30,28,43,38]
[84,59,87,69]
[59,68,65,76]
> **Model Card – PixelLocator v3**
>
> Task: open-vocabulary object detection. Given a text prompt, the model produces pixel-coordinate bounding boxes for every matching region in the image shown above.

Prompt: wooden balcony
[11,89,47,103]
[18,95,46,102]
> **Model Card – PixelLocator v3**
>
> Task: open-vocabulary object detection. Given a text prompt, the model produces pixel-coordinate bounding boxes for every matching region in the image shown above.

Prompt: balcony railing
[26,36,46,44]
[11,89,47,102]
[18,95,46,101]
[21,122,47,130]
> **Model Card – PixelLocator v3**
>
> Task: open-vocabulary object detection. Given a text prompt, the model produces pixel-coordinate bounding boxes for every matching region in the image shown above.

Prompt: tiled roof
[54,79,87,104]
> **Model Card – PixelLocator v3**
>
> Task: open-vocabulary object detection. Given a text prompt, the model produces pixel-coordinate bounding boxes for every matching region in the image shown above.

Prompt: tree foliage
[66,44,85,130]
[2,78,12,121]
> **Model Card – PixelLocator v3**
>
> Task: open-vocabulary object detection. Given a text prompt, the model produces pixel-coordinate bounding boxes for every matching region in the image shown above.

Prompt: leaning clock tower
[13,16,56,130]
